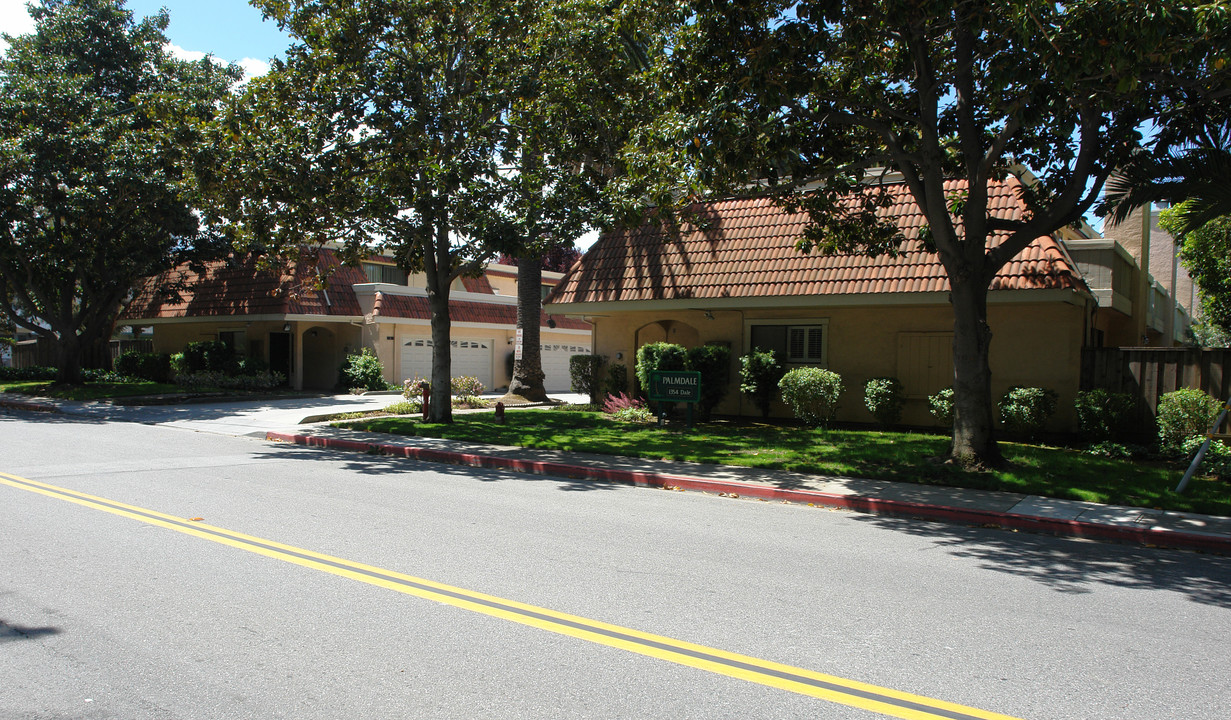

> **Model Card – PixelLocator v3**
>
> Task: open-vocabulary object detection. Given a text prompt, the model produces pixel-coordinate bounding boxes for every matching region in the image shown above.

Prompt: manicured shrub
[928,388,954,426]
[1157,388,1221,454]
[181,340,237,375]
[82,368,129,383]
[998,386,1058,438]
[174,371,285,391]
[864,377,905,428]
[1073,389,1136,441]
[339,348,387,391]
[114,351,172,383]
[603,363,628,397]
[0,366,57,382]
[383,400,422,415]
[739,350,785,418]
[450,375,486,397]
[402,375,428,400]
[569,354,606,403]
[635,342,688,390]
[613,405,654,423]
[686,343,731,419]
[778,367,843,426]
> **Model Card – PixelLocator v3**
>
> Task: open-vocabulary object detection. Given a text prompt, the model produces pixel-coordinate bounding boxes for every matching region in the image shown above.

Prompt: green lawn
[340,409,1231,517]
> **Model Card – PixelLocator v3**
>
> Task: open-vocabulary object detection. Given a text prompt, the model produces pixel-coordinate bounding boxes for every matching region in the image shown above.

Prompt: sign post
[647,370,702,429]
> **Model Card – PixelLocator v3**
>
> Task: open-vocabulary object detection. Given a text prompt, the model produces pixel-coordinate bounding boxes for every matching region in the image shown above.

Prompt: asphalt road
[3,409,1230,719]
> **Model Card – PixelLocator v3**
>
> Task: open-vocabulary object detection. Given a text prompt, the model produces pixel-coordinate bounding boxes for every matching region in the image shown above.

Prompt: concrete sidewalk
[6,391,1230,553]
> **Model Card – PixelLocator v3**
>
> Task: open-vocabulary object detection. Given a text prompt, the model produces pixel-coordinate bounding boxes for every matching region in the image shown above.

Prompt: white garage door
[401,337,493,391]
[541,341,592,392]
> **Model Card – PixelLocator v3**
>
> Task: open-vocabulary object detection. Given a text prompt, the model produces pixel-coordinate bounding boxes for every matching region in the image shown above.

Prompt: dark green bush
[928,388,954,426]
[0,365,57,382]
[739,350,785,418]
[181,340,238,375]
[114,351,172,383]
[864,377,905,427]
[998,386,1058,438]
[604,363,628,397]
[1073,389,1136,441]
[1157,388,1220,455]
[779,367,843,426]
[339,348,387,391]
[686,344,730,419]
[635,342,688,390]
[569,354,606,403]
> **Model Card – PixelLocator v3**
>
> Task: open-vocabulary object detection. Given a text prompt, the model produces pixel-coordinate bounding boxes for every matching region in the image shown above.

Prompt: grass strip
[340,410,1231,517]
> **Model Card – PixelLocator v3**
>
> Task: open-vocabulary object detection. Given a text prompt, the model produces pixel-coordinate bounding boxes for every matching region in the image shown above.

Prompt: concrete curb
[266,431,1231,555]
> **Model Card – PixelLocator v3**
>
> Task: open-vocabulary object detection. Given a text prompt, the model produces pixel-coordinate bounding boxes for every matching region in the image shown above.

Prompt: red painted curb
[0,398,61,413]
[265,431,1231,554]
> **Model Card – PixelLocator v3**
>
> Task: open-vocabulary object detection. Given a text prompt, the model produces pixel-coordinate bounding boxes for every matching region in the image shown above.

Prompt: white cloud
[165,43,207,63]
[0,0,36,53]
[238,57,270,80]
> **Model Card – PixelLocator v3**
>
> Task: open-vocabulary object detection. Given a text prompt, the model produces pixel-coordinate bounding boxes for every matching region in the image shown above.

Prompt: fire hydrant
[494,401,505,424]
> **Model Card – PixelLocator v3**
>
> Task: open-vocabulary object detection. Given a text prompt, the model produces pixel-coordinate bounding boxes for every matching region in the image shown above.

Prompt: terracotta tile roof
[123,248,365,320]
[372,292,589,330]
[461,275,495,294]
[548,179,1085,306]
[124,247,588,331]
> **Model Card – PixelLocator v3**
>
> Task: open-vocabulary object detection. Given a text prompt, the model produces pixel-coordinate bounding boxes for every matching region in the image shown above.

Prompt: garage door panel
[400,337,493,390]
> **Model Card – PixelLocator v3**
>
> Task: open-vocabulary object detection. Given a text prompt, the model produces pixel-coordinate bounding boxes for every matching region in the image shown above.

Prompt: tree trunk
[426,282,454,423]
[948,279,1002,467]
[502,258,549,403]
[53,330,85,385]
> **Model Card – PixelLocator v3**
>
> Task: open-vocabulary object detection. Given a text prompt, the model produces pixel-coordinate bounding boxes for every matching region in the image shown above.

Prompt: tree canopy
[638,0,1231,464]
[214,0,661,417]
[0,0,239,382]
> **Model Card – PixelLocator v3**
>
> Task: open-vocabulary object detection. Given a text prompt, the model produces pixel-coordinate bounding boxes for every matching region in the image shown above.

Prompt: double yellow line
[1,472,1023,720]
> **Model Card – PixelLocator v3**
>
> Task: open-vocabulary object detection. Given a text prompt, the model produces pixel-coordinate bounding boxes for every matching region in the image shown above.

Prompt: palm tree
[1104,123,1231,236]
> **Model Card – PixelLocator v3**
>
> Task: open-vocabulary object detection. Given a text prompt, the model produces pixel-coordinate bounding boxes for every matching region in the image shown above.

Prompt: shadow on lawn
[854,513,1231,608]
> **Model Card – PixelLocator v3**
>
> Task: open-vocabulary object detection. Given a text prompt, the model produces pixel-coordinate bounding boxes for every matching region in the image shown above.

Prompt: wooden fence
[1081,347,1231,437]
[11,338,153,371]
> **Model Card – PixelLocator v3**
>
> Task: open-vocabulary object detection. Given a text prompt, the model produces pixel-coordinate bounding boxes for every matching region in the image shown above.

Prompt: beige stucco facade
[564,290,1088,429]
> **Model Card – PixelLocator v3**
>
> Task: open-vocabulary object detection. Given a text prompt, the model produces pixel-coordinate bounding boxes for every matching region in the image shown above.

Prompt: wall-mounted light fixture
[283,323,291,332]
[704,310,714,320]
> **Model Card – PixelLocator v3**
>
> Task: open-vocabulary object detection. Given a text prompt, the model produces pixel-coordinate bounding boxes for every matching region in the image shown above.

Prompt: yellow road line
[1,472,1024,720]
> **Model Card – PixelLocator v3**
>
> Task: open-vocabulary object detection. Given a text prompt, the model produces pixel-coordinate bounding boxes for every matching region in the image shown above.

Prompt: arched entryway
[301,326,340,390]
[634,320,700,351]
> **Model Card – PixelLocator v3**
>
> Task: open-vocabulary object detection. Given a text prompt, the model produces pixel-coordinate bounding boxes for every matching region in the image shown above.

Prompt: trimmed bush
[181,340,237,375]
[450,375,486,397]
[928,388,954,426]
[339,348,387,391]
[114,351,172,383]
[1180,436,1231,477]
[635,342,688,390]
[569,354,606,403]
[739,350,785,418]
[686,344,731,419]
[1157,388,1221,454]
[998,386,1058,438]
[0,366,58,382]
[864,377,905,427]
[383,400,422,415]
[778,367,843,426]
[604,363,628,397]
[1073,389,1136,441]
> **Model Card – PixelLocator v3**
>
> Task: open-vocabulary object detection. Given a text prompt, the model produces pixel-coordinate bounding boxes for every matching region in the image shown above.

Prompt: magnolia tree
[0,0,238,383]
[640,0,1231,465]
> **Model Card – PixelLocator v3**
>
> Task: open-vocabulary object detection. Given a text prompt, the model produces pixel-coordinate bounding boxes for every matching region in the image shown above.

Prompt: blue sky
[1,0,292,79]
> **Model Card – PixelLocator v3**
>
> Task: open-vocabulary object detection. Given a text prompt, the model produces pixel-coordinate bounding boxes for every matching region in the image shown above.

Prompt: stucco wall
[584,299,1086,430]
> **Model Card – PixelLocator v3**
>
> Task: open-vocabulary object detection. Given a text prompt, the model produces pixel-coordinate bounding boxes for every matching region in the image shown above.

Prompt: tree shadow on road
[254,442,625,494]
[853,513,1231,608]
